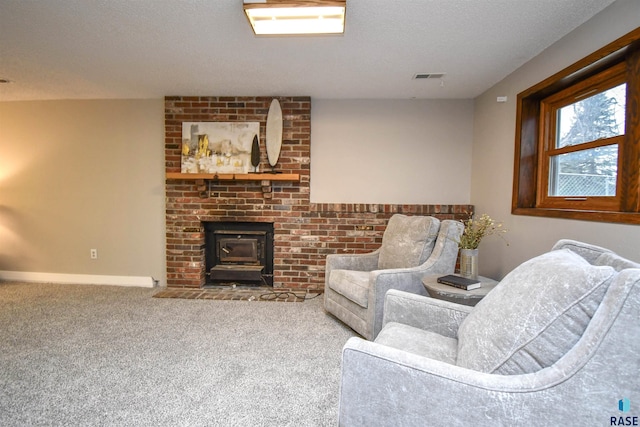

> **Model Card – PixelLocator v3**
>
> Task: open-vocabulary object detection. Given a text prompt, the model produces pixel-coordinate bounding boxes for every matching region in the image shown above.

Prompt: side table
[422,274,498,306]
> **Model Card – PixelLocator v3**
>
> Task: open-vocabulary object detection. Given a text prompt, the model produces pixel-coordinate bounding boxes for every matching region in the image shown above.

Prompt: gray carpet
[0,282,356,426]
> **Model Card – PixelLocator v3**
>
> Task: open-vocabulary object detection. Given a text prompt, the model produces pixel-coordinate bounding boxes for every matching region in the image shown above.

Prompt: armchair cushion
[457,249,615,375]
[378,215,438,270]
[328,270,370,308]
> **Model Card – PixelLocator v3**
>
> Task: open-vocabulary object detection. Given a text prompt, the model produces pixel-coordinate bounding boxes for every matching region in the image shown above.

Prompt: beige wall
[0,99,166,284]
[0,97,471,286]
[471,0,640,279]
[310,99,473,204]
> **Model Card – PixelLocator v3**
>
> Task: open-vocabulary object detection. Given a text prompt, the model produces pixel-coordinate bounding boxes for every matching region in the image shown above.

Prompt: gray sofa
[338,239,640,426]
[324,214,463,340]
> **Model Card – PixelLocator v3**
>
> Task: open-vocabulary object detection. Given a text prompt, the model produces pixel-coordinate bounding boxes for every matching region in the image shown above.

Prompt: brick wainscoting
[165,96,473,290]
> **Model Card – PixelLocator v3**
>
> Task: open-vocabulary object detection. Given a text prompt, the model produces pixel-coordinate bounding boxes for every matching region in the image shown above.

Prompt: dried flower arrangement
[457,214,508,250]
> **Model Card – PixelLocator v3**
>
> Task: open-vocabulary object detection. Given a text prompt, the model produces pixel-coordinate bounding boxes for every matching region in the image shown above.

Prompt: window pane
[549,145,618,196]
[556,83,626,148]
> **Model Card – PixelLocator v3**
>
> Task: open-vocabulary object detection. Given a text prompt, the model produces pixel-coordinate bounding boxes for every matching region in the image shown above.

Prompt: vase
[459,248,479,280]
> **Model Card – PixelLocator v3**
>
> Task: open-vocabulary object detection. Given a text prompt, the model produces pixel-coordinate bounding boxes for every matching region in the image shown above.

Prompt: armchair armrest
[382,289,472,339]
[370,266,431,296]
[326,249,380,273]
[367,267,471,340]
[339,337,589,426]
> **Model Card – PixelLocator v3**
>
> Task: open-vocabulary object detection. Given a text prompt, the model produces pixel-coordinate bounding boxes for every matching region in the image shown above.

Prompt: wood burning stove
[204,222,274,286]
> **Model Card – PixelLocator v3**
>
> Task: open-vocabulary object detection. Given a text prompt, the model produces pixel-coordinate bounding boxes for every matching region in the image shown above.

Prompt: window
[538,64,626,211]
[513,27,640,224]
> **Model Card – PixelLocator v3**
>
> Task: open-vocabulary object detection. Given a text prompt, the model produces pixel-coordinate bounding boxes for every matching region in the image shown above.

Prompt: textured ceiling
[0,0,616,101]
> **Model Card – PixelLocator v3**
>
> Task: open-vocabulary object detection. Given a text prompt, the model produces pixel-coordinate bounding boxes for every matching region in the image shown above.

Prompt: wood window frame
[512,27,640,224]
[537,63,626,212]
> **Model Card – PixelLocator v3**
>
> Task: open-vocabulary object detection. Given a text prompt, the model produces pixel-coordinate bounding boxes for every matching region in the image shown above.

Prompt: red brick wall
[165,96,473,290]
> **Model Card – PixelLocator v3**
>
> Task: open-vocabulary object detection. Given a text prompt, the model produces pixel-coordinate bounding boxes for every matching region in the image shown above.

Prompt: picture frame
[181,122,260,174]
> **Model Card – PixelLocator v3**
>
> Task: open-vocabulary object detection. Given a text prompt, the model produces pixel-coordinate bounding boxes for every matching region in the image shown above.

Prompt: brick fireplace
[165,96,473,291]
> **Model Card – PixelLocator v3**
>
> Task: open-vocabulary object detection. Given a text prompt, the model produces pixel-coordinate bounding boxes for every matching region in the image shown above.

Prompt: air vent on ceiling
[413,73,445,80]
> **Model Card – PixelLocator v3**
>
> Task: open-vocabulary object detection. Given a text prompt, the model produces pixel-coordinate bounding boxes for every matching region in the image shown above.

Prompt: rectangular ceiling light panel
[244,1,346,35]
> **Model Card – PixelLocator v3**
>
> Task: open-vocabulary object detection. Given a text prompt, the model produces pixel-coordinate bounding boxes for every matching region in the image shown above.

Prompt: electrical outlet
[90,249,98,259]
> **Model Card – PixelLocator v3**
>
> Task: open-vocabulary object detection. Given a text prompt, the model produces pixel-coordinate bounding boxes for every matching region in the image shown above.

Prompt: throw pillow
[456,248,615,375]
[378,215,439,270]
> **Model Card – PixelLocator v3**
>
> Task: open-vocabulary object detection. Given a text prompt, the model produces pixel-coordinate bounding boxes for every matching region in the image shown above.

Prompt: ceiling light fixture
[243,0,346,36]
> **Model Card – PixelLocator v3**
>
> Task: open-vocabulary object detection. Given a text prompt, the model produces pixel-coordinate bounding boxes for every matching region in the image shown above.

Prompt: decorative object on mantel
[266,98,283,173]
[457,214,508,279]
[180,121,259,174]
[250,134,260,173]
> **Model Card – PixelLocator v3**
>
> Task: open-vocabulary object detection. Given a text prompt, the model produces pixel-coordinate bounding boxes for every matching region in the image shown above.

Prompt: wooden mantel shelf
[166,172,300,182]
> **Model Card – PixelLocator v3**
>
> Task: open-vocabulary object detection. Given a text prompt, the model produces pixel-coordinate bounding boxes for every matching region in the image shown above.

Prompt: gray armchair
[338,239,640,426]
[324,214,463,340]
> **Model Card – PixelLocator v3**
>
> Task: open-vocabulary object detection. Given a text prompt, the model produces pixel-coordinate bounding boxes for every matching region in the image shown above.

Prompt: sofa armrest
[382,289,472,339]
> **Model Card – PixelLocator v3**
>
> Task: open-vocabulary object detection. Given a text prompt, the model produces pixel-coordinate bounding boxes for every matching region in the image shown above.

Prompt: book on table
[437,274,482,290]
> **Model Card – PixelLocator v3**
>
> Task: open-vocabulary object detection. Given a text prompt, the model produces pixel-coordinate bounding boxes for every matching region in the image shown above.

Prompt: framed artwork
[181,122,260,174]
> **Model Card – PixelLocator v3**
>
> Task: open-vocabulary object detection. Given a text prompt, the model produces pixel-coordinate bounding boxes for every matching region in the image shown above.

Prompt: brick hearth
[165,96,473,291]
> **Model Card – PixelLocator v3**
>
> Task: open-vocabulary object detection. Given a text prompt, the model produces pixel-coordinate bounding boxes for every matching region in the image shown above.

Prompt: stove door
[218,238,259,264]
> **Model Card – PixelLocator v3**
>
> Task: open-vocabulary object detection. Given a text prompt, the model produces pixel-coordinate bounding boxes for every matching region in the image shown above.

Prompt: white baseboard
[0,271,155,288]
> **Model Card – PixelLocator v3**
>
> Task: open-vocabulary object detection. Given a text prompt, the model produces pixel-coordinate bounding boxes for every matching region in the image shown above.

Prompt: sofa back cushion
[378,215,439,270]
[456,249,615,375]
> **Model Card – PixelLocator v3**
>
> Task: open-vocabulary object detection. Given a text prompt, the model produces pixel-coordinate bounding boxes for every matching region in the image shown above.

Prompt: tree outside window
[551,83,626,197]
